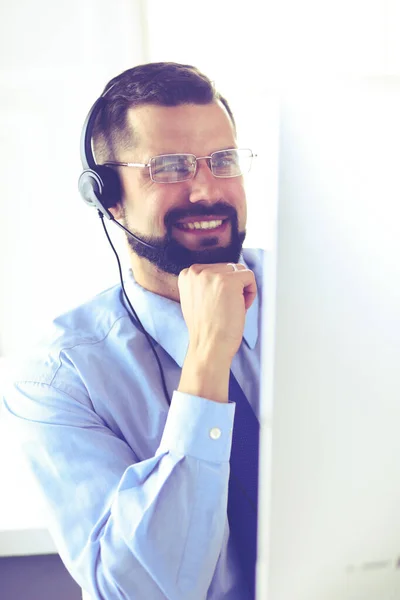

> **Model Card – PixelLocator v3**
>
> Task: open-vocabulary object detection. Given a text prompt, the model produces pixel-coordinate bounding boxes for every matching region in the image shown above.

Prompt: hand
[177,263,257,402]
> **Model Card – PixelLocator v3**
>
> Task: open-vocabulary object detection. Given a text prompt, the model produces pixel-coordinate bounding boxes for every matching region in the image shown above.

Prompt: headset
[78,86,156,248]
[78,88,121,219]
[78,86,170,406]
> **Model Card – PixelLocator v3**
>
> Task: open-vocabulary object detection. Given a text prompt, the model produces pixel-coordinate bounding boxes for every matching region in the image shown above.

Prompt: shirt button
[209,427,222,440]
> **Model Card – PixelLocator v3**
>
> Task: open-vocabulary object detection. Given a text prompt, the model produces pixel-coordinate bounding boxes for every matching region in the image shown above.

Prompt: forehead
[126,102,237,156]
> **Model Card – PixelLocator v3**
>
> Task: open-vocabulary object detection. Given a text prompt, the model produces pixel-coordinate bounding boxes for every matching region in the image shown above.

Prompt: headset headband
[78,83,121,216]
[80,83,117,171]
[80,97,105,170]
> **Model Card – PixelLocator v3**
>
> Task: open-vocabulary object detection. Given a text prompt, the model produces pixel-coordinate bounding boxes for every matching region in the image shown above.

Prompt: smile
[174,219,226,231]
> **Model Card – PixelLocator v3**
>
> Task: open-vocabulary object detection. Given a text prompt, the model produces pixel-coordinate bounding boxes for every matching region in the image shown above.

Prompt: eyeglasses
[104,148,256,183]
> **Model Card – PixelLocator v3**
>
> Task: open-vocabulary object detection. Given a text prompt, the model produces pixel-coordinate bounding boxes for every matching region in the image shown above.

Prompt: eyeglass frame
[103,147,257,183]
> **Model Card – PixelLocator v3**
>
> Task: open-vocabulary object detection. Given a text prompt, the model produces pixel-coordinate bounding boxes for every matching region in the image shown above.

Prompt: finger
[184,262,247,275]
[178,263,257,309]
[234,269,258,310]
[226,263,248,273]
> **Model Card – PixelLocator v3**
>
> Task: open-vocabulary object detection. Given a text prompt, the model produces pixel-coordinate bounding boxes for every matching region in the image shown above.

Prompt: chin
[125,211,246,275]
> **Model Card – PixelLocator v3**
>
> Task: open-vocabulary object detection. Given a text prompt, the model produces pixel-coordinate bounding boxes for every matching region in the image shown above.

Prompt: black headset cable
[98,210,171,407]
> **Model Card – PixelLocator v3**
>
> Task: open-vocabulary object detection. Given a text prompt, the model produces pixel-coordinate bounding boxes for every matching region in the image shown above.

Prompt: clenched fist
[177,263,257,403]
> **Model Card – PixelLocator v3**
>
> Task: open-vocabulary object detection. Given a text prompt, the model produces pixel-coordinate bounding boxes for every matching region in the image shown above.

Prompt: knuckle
[199,269,213,283]
[215,272,230,289]
[188,264,203,276]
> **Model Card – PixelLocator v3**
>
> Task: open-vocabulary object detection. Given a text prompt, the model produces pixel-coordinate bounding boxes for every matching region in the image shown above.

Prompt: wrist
[178,347,232,403]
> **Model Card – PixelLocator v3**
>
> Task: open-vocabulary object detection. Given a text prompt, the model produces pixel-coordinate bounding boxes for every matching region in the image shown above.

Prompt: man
[3,62,263,599]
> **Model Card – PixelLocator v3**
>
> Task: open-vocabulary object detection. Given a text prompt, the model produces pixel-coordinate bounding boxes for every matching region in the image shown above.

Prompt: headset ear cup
[78,169,103,206]
[78,169,110,220]
[78,166,122,220]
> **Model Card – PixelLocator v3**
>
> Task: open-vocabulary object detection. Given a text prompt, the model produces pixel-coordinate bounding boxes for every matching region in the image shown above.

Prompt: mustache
[164,201,237,228]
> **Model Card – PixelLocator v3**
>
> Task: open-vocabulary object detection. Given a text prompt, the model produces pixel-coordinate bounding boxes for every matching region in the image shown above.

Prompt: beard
[121,201,246,276]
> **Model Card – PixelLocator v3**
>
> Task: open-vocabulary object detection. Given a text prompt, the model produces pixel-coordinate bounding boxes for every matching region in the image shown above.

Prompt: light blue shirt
[3,248,263,600]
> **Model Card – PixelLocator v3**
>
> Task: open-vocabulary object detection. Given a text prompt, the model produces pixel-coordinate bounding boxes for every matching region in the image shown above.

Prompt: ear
[108,203,124,220]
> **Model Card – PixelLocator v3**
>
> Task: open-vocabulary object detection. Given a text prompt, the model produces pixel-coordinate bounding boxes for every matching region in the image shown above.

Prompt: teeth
[180,219,223,230]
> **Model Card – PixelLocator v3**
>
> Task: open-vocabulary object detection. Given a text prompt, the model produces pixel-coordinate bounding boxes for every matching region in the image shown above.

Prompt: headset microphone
[78,168,158,250]
[107,217,161,250]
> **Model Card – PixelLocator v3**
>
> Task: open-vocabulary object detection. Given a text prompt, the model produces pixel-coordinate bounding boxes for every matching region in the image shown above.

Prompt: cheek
[226,180,247,226]
[130,189,180,234]
[119,173,165,231]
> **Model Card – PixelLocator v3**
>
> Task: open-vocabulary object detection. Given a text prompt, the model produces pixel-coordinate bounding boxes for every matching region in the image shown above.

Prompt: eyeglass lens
[150,149,254,183]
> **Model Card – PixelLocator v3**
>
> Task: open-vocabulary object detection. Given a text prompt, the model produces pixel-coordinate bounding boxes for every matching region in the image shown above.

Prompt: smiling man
[3,63,263,600]
[102,100,248,282]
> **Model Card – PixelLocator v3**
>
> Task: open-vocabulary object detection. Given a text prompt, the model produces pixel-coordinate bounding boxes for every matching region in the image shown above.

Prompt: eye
[211,150,240,176]
[153,155,193,174]
[150,154,196,182]
[168,158,191,173]
[213,151,238,167]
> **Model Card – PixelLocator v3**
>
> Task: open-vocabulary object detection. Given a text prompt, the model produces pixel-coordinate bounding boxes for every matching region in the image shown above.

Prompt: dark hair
[93,62,236,162]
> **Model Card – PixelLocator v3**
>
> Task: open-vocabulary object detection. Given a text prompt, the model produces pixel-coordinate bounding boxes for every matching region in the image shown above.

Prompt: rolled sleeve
[157,391,235,463]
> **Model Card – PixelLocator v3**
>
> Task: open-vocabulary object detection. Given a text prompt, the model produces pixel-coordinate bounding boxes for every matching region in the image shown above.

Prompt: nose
[188,159,223,204]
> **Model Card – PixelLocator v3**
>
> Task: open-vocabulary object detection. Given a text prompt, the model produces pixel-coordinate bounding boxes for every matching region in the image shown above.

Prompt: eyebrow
[146,146,239,158]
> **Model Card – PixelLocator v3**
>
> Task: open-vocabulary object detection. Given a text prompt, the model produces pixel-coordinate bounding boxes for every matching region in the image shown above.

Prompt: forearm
[178,346,232,404]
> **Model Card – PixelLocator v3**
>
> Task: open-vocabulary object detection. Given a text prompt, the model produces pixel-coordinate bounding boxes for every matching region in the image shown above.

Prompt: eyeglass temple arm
[103,161,149,168]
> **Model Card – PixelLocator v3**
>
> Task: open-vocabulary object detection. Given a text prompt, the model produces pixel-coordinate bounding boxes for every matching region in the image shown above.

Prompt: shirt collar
[123,257,259,368]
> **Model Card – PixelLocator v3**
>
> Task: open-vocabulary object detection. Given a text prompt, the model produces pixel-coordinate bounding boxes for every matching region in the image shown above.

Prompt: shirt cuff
[156,391,236,463]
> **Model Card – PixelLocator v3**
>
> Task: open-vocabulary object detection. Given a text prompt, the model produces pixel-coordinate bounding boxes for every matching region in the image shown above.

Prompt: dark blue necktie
[227,372,260,599]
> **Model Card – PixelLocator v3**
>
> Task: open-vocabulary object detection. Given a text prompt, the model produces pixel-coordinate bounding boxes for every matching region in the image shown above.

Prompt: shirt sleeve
[3,380,236,600]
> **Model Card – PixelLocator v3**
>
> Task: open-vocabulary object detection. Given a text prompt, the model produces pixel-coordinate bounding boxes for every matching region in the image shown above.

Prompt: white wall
[0,0,150,356]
